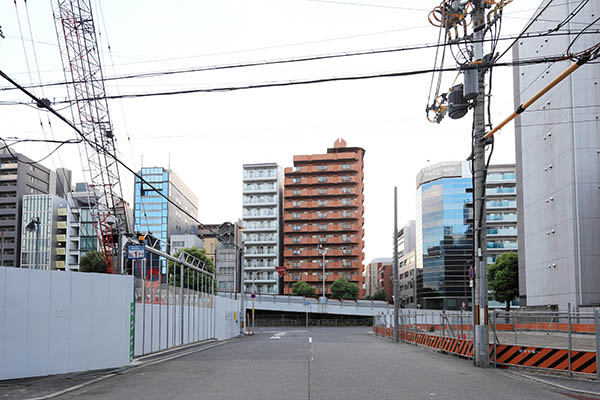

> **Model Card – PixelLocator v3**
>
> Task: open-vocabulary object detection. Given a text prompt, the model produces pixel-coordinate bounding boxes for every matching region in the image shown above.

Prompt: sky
[0,0,544,262]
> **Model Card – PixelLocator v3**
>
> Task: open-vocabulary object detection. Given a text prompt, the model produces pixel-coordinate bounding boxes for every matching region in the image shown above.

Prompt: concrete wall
[0,267,132,380]
[215,296,241,340]
[514,0,600,311]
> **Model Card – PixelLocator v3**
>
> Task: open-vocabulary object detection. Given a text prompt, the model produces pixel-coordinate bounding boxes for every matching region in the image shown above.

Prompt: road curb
[498,369,600,397]
[24,340,230,400]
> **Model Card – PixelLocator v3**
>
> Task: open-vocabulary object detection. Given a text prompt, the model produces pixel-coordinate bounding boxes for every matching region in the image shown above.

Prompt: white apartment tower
[242,163,283,294]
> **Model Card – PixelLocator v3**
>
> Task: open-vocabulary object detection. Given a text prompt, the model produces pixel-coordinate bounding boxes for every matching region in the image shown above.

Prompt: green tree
[79,250,107,273]
[488,252,519,311]
[292,281,316,297]
[168,247,216,292]
[330,278,359,300]
[372,290,387,301]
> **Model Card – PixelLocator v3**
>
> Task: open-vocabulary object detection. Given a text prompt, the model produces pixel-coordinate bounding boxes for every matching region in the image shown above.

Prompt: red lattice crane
[52,0,129,273]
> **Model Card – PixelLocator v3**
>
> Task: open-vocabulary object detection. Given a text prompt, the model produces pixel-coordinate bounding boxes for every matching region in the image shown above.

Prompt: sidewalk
[503,369,600,398]
[0,368,122,400]
[0,339,225,400]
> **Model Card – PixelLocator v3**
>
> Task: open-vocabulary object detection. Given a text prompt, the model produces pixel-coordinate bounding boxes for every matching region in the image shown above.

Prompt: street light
[25,217,41,269]
[317,244,327,303]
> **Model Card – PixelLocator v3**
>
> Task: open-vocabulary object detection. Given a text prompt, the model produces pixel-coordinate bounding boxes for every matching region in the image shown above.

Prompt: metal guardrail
[217,293,389,309]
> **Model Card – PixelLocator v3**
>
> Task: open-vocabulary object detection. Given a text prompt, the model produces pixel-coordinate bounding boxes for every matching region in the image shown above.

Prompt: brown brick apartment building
[283,139,365,297]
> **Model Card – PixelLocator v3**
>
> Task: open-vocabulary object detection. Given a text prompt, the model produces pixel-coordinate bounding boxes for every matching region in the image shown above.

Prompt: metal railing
[374,308,600,379]
[131,242,215,358]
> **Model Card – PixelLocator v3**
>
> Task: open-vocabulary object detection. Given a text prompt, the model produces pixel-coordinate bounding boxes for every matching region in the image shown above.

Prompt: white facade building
[513,0,600,311]
[21,194,69,270]
[242,163,282,294]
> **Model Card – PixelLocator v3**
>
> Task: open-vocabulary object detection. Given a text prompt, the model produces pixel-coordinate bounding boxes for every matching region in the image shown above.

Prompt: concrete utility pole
[393,187,399,342]
[472,1,489,367]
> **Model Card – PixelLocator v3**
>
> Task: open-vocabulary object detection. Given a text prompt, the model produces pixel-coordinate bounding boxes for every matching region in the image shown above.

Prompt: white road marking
[308,337,312,343]
[269,331,287,340]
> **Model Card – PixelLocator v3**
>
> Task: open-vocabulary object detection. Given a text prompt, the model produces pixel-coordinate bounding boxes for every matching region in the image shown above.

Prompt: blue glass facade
[417,178,473,310]
[134,167,169,250]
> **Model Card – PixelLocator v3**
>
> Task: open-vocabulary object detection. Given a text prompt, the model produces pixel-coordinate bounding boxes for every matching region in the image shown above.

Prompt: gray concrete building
[0,150,53,267]
[399,249,417,307]
[20,194,69,270]
[199,222,242,293]
[513,1,600,311]
[242,163,283,295]
[170,234,204,254]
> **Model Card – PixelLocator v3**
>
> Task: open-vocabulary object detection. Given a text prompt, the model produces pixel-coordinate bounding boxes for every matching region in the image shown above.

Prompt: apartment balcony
[243,175,277,182]
[487,241,518,250]
[284,199,359,209]
[55,261,66,269]
[243,186,277,194]
[56,248,66,256]
[285,260,359,269]
[284,236,357,245]
[284,164,359,175]
[283,273,360,283]
[243,213,277,220]
[485,187,516,196]
[284,223,361,233]
[486,174,516,184]
[486,214,517,223]
[56,221,67,229]
[244,238,277,245]
[243,200,277,207]
[245,252,277,258]
[0,163,18,170]
[284,175,359,187]
[243,225,277,232]
[284,188,358,199]
[0,174,17,181]
[244,278,278,284]
[486,200,517,209]
[284,211,360,222]
[486,227,517,236]
[284,248,360,258]
[244,264,277,270]
[56,234,67,242]
[57,208,68,216]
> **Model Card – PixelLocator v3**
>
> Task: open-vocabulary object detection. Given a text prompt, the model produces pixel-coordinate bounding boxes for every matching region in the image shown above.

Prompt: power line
[3,29,597,93]
[40,53,575,103]
[0,68,240,249]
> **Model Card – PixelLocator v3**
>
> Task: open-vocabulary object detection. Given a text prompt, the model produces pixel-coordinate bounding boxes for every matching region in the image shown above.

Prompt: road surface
[56,327,587,400]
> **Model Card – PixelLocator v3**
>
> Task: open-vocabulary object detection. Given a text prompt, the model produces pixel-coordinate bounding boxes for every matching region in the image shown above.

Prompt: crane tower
[52,0,129,273]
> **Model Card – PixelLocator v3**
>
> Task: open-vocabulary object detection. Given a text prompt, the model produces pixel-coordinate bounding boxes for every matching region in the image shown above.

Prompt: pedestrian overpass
[222,293,390,316]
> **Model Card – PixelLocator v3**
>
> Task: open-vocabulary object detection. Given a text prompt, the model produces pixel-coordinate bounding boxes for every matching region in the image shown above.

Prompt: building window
[317,165,327,171]
[292,177,302,184]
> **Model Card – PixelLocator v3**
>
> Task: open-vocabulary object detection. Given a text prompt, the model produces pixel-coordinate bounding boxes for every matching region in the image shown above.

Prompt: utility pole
[393,187,399,342]
[472,1,489,368]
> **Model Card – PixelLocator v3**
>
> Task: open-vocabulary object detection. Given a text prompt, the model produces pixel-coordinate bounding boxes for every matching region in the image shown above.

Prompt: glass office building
[415,161,517,310]
[134,167,198,254]
[416,170,472,310]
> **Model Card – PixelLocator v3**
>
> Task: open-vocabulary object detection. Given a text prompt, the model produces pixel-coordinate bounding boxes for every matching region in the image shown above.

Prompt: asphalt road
[55,327,588,400]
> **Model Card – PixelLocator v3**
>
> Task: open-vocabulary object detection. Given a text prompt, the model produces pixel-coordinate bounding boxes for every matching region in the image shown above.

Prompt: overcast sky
[0,0,543,261]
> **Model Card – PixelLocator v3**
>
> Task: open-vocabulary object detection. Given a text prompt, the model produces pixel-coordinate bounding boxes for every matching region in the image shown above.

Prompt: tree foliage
[168,247,216,292]
[488,252,519,311]
[79,250,107,273]
[372,290,387,301]
[330,278,359,300]
[292,280,317,297]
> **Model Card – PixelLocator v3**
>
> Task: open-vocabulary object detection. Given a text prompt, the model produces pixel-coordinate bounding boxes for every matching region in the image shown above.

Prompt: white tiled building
[242,163,282,294]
